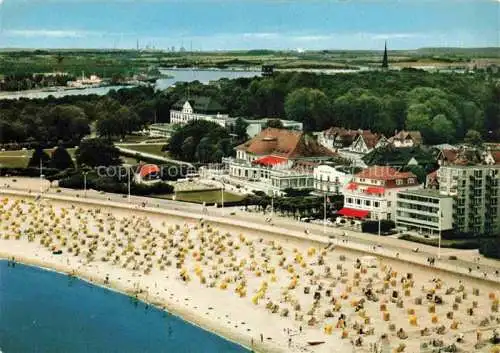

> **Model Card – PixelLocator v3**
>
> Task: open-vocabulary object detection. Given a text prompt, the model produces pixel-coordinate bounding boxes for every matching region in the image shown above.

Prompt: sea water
[0,261,249,353]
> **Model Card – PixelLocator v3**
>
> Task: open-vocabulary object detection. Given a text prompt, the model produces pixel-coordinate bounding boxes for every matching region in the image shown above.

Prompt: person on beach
[260,333,263,343]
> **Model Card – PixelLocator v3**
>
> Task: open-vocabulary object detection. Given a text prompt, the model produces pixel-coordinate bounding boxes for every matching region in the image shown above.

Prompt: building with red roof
[225,128,337,194]
[135,164,161,184]
[339,166,422,221]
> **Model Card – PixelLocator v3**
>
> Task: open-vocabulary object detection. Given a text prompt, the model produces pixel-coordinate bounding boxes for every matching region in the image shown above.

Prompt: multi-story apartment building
[438,165,500,235]
[339,166,422,221]
[395,189,453,235]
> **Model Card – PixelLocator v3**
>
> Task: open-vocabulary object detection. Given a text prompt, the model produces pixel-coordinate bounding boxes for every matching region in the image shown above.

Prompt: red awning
[346,182,358,190]
[337,208,370,218]
[365,186,385,194]
[252,155,288,166]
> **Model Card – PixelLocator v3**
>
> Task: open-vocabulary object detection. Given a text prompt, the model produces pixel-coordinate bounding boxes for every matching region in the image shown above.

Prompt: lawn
[0,148,76,168]
[172,190,245,204]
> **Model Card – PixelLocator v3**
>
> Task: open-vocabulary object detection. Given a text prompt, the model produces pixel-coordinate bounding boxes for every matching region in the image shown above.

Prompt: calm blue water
[0,69,261,100]
[0,261,249,353]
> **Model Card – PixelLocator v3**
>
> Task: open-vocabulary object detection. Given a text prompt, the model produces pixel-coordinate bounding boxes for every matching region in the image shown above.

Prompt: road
[1,176,499,281]
[115,146,193,167]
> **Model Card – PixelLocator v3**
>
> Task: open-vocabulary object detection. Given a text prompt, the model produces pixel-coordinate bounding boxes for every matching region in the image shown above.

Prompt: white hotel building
[170,100,231,127]
[339,166,422,221]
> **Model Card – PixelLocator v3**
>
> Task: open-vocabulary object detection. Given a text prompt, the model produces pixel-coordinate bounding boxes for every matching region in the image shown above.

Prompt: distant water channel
[0,261,249,353]
[0,68,262,100]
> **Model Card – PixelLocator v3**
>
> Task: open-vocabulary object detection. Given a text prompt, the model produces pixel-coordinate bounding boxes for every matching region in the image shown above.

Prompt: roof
[362,133,384,149]
[236,128,337,159]
[324,127,362,138]
[139,164,160,178]
[355,166,416,180]
[398,189,452,199]
[491,151,500,164]
[337,208,370,218]
[440,149,459,162]
[390,130,422,144]
[172,97,225,114]
[252,155,288,167]
[365,186,385,194]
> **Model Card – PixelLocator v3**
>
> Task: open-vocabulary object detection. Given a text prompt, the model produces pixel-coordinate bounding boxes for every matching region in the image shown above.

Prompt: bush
[478,237,500,259]
[283,188,314,197]
[362,220,395,234]
[0,167,60,178]
[398,234,480,250]
[58,171,174,196]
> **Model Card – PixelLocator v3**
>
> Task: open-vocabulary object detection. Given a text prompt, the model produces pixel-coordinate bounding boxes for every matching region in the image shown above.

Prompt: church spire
[382,41,388,69]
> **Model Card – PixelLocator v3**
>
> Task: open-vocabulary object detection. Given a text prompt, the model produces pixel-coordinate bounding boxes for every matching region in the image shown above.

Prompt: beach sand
[1,196,499,353]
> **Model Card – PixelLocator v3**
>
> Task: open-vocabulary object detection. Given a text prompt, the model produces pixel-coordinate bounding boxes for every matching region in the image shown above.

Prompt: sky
[0,0,498,50]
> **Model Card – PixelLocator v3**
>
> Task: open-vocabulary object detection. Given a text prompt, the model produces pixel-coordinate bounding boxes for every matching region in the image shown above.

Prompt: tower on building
[382,41,389,69]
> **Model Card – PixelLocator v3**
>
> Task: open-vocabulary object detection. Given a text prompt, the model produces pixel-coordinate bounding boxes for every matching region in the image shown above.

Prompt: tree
[181,136,196,161]
[195,136,215,162]
[285,88,331,131]
[46,105,90,143]
[234,117,248,140]
[50,145,75,170]
[75,138,122,167]
[27,145,50,168]
[168,120,231,162]
[264,119,284,129]
[430,114,455,144]
[464,129,483,147]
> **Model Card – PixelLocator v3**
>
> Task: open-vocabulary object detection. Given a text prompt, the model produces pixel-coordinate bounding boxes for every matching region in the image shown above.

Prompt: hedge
[362,220,396,234]
[0,167,60,178]
[398,234,480,250]
[478,237,500,259]
[58,173,174,196]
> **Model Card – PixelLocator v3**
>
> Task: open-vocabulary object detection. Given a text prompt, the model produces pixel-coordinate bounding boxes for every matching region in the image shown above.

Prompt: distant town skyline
[0,0,498,50]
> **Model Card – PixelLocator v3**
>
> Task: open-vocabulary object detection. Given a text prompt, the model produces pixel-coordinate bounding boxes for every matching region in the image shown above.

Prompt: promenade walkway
[1,179,498,285]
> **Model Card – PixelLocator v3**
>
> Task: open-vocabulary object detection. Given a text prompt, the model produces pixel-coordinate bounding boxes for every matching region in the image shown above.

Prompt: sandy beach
[1,195,499,353]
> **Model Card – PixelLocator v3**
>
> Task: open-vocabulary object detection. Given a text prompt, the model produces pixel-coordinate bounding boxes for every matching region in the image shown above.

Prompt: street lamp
[39,158,44,196]
[127,168,131,203]
[323,192,327,235]
[83,171,88,198]
[437,210,443,260]
[271,191,274,219]
[220,180,225,216]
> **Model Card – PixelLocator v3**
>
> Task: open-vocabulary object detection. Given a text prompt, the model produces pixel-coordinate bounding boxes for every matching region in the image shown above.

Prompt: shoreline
[2,187,499,285]
[1,192,499,353]
[0,254,266,353]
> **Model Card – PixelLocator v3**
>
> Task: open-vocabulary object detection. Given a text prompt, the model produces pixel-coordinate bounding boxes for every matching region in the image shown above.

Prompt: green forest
[0,69,499,149]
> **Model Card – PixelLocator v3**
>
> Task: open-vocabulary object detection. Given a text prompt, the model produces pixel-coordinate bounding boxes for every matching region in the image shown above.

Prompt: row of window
[396,211,439,223]
[355,178,416,185]
[396,201,439,214]
[345,197,382,208]
[398,194,440,204]
[316,175,341,183]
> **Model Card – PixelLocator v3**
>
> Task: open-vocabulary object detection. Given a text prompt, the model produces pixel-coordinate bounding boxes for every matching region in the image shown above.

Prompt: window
[408,178,415,184]
[365,200,371,206]
[374,201,380,208]
[387,201,392,207]
[396,179,403,185]
[356,199,361,205]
